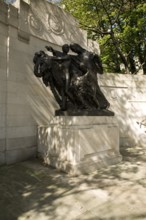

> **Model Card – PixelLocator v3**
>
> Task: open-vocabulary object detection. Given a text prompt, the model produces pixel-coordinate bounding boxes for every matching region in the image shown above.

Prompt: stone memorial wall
[0,0,146,165]
[0,0,89,165]
[99,74,146,147]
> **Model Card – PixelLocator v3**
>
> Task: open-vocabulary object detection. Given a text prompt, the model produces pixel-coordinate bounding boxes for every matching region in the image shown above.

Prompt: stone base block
[38,116,122,175]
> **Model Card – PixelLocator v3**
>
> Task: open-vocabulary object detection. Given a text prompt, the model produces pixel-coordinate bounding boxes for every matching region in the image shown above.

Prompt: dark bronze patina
[33,43,114,116]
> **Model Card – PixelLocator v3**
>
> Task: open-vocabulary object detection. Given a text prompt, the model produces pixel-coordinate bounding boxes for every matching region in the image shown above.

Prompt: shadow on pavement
[0,145,146,220]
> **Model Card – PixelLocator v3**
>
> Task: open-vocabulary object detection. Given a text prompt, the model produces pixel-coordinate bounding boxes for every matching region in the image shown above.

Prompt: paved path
[1,145,146,220]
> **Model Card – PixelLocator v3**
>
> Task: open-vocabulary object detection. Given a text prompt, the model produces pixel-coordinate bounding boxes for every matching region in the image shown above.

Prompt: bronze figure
[33,43,114,116]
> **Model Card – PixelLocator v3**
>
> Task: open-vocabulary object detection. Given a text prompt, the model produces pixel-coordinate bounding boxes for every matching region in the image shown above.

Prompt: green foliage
[61,0,146,74]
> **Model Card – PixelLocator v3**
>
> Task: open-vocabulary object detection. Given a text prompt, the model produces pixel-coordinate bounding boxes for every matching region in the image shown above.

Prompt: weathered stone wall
[0,0,146,165]
[0,0,90,165]
[0,2,7,165]
[99,74,146,147]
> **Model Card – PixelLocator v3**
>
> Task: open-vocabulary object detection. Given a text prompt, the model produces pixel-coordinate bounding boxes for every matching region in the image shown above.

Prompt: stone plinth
[38,116,122,175]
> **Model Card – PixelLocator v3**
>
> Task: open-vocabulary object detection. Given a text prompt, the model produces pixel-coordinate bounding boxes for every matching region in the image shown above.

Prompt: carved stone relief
[28,0,87,46]
[47,14,64,35]
[29,8,44,36]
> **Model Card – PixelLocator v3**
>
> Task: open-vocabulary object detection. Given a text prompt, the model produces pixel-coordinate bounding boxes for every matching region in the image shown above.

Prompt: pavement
[1,145,146,220]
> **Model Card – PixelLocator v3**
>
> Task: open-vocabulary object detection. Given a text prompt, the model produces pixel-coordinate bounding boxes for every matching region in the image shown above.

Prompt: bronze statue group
[33,43,113,115]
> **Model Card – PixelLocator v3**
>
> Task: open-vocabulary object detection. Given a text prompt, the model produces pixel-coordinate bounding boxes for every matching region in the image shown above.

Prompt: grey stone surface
[7,126,37,139]
[6,136,37,150]
[99,73,146,147]
[29,0,87,47]
[0,152,5,165]
[6,146,36,164]
[0,0,98,166]
[0,10,7,166]
[0,139,5,152]
[1,145,146,220]
[0,0,146,168]
[38,116,122,174]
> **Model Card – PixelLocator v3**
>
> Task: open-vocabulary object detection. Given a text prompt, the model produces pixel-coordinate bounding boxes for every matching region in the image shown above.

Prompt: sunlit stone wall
[0,0,91,165]
[0,0,145,165]
[99,74,146,147]
[0,2,7,165]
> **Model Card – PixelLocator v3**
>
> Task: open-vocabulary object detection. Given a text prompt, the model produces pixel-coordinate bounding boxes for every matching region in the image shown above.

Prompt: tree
[61,0,146,74]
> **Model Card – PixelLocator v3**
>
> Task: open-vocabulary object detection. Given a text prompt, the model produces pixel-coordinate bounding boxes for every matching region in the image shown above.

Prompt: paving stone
[1,144,146,220]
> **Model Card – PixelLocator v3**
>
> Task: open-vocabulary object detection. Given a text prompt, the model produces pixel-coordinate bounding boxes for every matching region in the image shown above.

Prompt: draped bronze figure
[33,43,114,116]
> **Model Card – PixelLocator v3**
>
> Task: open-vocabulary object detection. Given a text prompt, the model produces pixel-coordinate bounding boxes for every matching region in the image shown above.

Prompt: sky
[4,0,61,4]
[4,0,16,4]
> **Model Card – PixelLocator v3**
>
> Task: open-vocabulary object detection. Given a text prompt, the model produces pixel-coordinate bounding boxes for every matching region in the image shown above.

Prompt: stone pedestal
[38,116,122,175]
